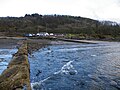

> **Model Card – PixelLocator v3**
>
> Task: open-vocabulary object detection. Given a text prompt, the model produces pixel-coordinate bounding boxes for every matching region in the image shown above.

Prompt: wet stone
[33,83,42,90]
[75,81,85,87]
[36,70,42,76]
[62,60,70,63]
[69,71,76,75]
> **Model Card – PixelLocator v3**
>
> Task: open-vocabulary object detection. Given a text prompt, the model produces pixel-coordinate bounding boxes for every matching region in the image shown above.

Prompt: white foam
[54,61,77,75]
[31,61,78,90]
[0,55,12,58]
[0,49,17,75]
[31,77,51,90]
[91,55,97,57]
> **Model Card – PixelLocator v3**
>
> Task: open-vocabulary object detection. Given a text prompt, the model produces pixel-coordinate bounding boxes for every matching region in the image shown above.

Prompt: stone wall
[0,43,31,90]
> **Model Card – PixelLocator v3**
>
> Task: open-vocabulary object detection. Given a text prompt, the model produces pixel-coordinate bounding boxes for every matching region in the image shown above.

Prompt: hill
[0,13,120,40]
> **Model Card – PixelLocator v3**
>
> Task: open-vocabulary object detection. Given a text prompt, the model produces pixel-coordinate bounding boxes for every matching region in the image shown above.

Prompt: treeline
[0,13,120,40]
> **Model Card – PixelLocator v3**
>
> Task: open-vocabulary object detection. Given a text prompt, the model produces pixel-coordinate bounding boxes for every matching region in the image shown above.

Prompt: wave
[31,61,78,90]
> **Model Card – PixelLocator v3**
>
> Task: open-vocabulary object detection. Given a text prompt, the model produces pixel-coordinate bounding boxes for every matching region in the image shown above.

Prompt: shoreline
[0,37,119,54]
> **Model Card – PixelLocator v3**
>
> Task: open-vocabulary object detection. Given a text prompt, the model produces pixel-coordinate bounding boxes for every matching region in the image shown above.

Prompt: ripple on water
[29,43,120,90]
[0,49,17,74]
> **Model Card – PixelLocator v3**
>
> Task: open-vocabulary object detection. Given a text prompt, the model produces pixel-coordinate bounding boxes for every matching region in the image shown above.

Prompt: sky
[0,0,120,23]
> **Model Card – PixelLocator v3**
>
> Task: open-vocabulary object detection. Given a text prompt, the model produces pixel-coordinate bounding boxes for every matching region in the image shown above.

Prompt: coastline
[0,37,119,53]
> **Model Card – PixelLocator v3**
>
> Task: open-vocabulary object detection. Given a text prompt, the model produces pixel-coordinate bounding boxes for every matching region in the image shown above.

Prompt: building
[36,32,49,36]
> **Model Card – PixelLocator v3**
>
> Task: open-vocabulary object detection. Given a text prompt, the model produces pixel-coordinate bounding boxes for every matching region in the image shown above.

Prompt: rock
[8,55,29,68]
[62,59,70,62]
[69,70,77,75]
[33,83,42,90]
[36,70,42,76]
[47,47,50,50]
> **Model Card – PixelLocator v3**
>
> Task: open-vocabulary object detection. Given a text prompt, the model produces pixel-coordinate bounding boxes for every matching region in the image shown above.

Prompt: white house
[36,32,49,36]
[50,33,54,36]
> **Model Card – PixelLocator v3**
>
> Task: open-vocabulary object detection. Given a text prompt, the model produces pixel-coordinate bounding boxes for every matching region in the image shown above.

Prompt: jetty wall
[0,43,31,90]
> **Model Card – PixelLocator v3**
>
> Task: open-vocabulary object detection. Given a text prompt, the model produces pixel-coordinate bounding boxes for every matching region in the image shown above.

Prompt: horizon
[0,0,120,23]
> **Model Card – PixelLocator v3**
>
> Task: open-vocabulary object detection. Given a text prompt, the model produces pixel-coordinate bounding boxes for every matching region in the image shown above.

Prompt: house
[50,33,54,36]
[36,32,49,36]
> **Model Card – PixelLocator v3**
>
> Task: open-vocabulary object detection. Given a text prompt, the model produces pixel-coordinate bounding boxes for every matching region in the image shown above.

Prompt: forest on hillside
[0,13,120,40]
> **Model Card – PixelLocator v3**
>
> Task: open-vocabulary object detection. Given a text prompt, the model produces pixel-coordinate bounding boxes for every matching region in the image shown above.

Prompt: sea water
[29,41,120,90]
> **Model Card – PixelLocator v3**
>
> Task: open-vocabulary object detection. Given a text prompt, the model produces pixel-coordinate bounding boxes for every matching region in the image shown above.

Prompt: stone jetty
[0,43,31,90]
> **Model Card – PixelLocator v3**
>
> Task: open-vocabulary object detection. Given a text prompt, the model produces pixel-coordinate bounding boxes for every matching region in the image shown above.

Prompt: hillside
[0,13,120,40]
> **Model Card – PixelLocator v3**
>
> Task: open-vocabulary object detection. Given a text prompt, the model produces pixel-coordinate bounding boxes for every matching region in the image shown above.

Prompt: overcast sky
[0,0,120,23]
